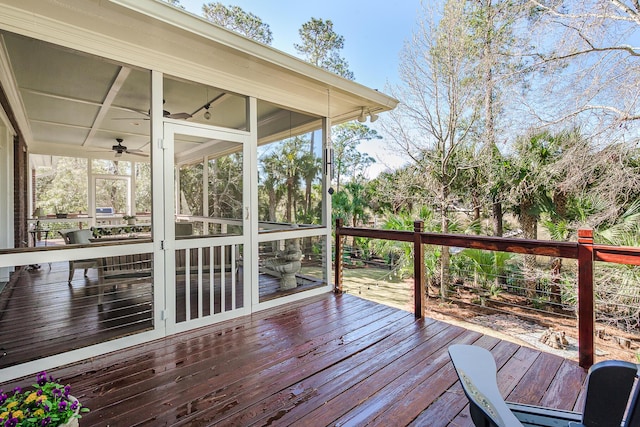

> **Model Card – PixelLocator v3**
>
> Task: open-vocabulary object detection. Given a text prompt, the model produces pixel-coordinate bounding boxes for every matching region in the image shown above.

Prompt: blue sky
[178,0,420,175]
[178,0,420,91]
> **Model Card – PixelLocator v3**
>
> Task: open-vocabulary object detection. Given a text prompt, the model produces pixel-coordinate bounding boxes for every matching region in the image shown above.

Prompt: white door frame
[161,121,252,334]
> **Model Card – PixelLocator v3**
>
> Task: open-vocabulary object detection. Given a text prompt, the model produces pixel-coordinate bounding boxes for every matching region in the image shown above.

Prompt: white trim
[254,285,332,312]
[0,33,30,143]
[0,329,164,383]
[248,96,259,314]
[257,228,330,243]
[0,112,14,282]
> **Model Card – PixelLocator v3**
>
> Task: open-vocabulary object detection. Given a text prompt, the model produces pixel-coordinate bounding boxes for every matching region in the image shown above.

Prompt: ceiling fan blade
[167,112,192,120]
[126,151,148,157]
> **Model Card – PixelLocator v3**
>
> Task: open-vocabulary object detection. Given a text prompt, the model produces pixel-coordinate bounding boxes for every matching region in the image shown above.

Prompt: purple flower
[41,417,51,426]
[58,400,67,411]
[0,392,6,404]
[52,388,61,398]
[36,389,43,396]
[12,387,21,394]
[70,400,79,411]
[4,417,17,427]
[43,403,50,412]
[37,371,48,386]
[63,385,71,397]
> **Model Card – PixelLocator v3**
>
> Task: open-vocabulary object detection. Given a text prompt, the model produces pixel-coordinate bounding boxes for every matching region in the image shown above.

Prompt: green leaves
[202,2,273,44]
[295,18,354,80]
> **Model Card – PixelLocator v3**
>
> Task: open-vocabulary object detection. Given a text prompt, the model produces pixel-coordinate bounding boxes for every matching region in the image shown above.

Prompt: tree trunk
[286,179,293,222]
[305,133,314,217]
[492,199,503,237]
[440,197,450,300]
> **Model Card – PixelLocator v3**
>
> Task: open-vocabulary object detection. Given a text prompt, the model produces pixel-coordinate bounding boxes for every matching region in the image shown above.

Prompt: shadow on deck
[0,293,587,426]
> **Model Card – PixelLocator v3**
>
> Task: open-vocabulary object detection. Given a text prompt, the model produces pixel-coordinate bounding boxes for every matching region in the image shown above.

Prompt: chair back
[581,360,637,427]
[448,345,524,427]
[624,373,640,427]
[67,229,93,244]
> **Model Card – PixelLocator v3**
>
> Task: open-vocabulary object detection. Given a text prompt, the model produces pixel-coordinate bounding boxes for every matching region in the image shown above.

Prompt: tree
[332,122,379,192]
[526,1,640,132]
[202,2,273,44]
[465,0,530,236]
[382,0,481,298]
[332,182,370,227]
[162,0,184,8]
[294,18,354,80]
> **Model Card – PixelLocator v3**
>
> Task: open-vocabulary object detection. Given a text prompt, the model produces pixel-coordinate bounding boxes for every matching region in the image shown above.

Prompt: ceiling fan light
[204,110,211,120]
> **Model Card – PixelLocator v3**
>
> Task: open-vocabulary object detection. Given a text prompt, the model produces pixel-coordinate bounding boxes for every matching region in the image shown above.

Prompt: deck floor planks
[161,309,415,426]
[92,301,409,424]
[63,294,346,393]
[364,334,502,427]
[506,350,565,406]
[406,339,522,426]
[82,296,388,423]
[540,359,587,411]
[258,319,459,427]
[1,293,587,427]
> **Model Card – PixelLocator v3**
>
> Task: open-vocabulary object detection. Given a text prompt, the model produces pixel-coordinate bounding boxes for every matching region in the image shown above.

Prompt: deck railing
[334,218,640,368]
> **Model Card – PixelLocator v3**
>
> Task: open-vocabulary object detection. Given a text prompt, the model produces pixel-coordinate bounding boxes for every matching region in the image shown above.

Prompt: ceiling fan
[92,138,147,158]
[113,100,192,121]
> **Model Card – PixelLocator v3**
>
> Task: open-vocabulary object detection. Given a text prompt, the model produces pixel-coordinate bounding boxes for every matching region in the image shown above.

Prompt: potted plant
[123,215,136,225]
[0,371,89,426]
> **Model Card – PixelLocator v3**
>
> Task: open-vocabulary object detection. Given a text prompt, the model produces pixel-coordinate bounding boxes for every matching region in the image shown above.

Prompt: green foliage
[35,157,88,215]
[179,162,204,216]
[456,248,516,288]
[258,135,322,224]
[294,18,354,80]
[208,153,243,219]
[202,2,273,44]
[332,122,379,191]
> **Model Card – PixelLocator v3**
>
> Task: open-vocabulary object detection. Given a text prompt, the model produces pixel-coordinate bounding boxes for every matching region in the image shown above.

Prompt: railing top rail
[335,224,579,259]
[593,244,640,266]
[419,232,578,259]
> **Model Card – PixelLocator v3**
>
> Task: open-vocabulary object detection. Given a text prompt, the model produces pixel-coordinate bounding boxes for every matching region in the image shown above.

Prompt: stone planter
[60,395,80,427]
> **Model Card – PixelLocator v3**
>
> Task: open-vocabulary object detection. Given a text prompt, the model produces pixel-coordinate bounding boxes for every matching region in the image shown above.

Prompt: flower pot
[60,395,81,427]
[127,218,136,225]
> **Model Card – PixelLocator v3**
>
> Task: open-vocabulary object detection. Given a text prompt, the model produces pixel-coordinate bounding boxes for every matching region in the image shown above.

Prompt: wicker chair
[60,229,99,285]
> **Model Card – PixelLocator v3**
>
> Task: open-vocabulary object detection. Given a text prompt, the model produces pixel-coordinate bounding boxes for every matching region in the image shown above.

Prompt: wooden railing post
[414,220,425,318]
[577,228,595,368]
[335,218,344,294]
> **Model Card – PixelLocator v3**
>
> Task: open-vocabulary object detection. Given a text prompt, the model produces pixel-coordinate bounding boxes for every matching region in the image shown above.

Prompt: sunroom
[0,0,397,381]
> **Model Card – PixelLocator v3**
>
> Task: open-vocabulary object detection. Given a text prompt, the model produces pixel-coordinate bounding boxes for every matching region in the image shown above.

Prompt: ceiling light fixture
[369,112,379,123]
[357,107,366,123]
[203,103,211,120]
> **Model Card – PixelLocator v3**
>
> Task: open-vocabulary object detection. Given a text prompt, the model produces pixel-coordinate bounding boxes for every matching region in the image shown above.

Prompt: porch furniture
[28,228,50,247]
[97,252,153,306]
[448,344,639,427]
[60,229,100,285]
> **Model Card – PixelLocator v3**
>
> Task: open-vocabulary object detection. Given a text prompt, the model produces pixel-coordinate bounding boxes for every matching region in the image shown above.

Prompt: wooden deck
[1,293,587,426]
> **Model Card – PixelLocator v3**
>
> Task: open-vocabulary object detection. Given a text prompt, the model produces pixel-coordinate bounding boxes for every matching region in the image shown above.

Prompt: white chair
[448,344,640,427]
[60,229,99,285]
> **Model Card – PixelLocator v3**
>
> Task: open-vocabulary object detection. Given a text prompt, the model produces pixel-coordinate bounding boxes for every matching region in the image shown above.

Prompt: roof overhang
[0,0,398,160]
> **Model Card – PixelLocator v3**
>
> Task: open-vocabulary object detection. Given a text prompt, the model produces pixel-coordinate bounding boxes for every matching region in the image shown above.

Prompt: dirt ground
[340,268,639,364]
